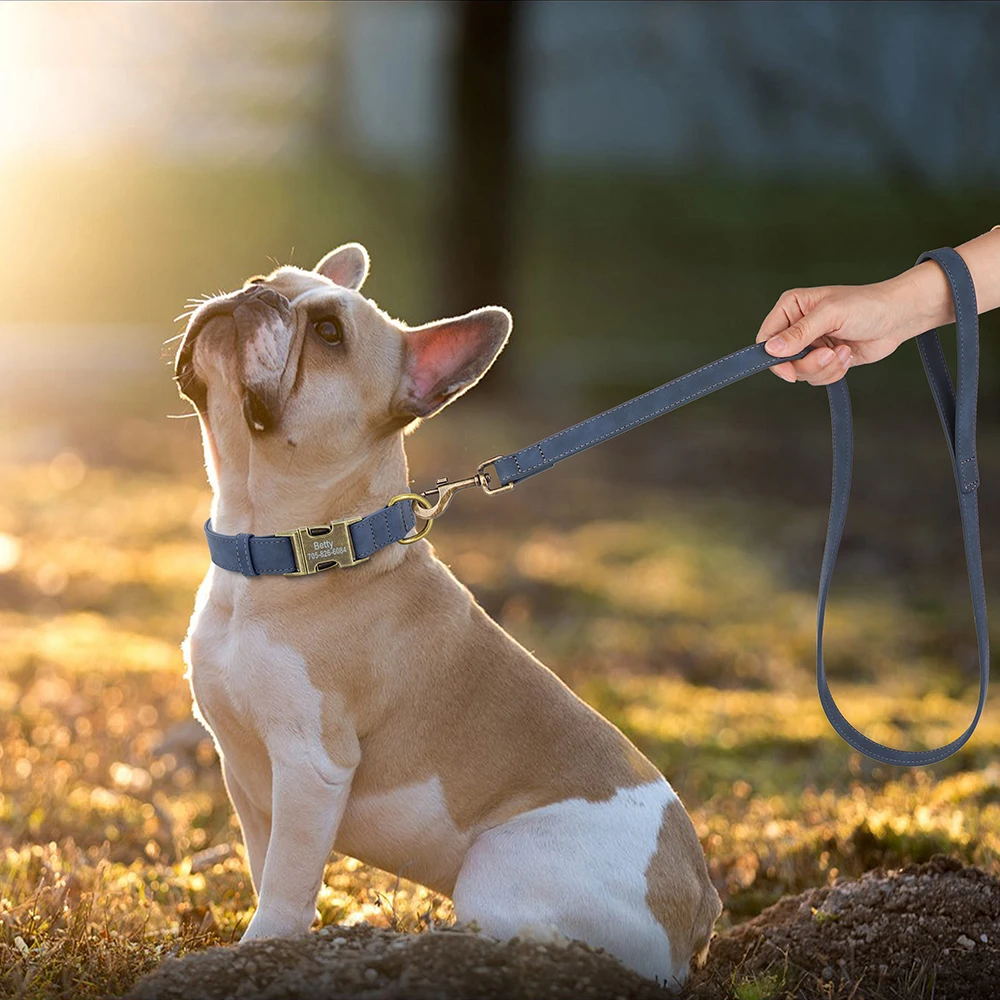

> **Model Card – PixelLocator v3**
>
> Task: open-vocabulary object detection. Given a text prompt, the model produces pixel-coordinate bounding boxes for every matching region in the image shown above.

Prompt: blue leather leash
[206,247,988,765]
[812,246,987,766]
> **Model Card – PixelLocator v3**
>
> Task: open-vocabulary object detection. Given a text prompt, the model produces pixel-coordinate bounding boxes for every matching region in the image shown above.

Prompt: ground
[691,855,1000,1000]
[125,924,669,1000]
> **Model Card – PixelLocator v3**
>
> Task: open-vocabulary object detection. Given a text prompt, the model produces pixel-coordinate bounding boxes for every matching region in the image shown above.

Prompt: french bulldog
[174,243,721,988]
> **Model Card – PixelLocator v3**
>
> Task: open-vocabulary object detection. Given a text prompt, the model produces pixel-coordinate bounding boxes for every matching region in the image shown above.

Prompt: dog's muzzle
[174,284,294,421]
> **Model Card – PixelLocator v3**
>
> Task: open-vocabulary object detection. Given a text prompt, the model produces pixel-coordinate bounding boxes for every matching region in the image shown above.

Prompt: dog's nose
[177,285,294,376]
[234,284,292,316]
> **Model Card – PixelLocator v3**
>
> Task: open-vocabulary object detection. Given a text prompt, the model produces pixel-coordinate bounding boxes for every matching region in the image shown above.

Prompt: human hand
[758,233,1000,384]
[756,282,911,385]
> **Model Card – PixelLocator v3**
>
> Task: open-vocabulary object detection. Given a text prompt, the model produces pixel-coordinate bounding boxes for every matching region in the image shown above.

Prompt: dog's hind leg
[452,781,687,990]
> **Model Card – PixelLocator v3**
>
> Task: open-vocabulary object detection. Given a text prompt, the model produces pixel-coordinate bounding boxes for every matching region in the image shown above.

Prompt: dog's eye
[314,318,343,345]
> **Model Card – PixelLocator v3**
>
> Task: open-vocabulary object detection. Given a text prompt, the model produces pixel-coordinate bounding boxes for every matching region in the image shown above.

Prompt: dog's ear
[394,307,512,419]
[315,243,370,290]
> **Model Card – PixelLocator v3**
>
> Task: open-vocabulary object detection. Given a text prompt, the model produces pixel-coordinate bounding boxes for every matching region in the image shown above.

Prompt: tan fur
[645,798,722,973]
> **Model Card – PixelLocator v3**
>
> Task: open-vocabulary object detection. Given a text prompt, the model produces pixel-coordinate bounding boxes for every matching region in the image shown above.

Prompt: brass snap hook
[413,476,482,520]
[412,460,515,521]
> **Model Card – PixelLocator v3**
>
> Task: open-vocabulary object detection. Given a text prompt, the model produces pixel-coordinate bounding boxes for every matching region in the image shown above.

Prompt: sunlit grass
[731,971,785,1000]
[0,453,998,997]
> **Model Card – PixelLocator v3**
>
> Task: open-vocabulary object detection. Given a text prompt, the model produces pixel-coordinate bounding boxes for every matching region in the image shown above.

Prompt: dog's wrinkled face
[174,243,511,478]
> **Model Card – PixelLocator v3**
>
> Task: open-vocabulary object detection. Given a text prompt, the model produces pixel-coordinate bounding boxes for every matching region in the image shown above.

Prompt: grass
[0,398,998,998]
[732,972,785,1000]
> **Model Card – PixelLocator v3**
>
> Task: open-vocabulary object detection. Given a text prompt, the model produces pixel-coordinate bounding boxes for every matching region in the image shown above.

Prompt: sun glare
[0,1,337,164]
[0,1,151,161]
[0,2,42,160]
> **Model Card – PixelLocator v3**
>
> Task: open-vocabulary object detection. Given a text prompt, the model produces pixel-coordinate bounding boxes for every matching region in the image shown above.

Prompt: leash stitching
[510,346,778,475]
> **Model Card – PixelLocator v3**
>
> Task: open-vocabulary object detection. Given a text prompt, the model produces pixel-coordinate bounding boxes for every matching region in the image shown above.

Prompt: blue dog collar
[204,498,417,576]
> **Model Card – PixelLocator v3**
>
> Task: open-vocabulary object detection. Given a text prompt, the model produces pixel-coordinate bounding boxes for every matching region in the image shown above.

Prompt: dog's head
[174,243,511,484]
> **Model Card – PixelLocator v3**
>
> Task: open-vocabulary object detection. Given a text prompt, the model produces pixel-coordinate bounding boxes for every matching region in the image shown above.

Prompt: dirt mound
[127,857,1000,1000]
[125,923,667,1000]
[688,855,1000,999]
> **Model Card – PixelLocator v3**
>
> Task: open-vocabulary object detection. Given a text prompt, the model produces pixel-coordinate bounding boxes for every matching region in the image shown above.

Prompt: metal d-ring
[389,493,434,544]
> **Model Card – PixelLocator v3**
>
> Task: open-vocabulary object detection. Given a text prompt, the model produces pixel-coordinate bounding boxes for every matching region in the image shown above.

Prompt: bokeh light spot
[0,533,22,573]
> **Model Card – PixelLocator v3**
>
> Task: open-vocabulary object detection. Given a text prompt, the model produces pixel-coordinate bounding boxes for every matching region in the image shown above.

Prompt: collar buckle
[276,518,368,575]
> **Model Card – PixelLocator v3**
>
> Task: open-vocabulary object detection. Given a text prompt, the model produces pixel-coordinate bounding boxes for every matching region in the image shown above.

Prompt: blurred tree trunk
[439,0,522,390]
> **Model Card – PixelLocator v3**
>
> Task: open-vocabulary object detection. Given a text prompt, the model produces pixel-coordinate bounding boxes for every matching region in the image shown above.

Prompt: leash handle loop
[816,247,988,765]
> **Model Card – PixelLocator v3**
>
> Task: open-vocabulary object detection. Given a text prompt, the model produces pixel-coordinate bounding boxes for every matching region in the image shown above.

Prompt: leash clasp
[413,457,514,521]
[276,518,368,574]
[414,475,483,521]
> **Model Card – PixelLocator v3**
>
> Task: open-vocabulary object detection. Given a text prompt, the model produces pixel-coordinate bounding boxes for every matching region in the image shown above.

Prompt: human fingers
[789,343,852,386]
[766,360,798,383]
[763,301,838,360]
[756,287,832,344]
[757,289,834,382]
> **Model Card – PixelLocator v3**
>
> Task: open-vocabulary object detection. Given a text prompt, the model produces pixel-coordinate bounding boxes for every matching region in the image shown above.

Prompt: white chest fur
[183,570,350,799]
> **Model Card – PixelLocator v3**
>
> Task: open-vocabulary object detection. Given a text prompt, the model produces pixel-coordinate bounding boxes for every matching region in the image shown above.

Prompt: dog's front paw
[516,923,570,948]
[240,907,312,943]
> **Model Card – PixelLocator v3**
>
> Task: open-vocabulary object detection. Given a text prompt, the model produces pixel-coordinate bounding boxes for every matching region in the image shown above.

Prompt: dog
[174,243,721,989]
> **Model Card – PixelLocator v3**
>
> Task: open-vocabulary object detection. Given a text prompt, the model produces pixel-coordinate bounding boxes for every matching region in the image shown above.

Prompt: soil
[124,924,668,1000]
[687,855,1000,1000]
[127,857,1000,1000]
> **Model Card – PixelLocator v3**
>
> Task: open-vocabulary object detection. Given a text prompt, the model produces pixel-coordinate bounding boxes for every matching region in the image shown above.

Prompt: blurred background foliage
[3,1,1000,413]
[1,2,1000,997]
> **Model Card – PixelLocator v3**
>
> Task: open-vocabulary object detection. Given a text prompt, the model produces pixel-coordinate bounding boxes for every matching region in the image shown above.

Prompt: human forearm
[885,226,1000,343]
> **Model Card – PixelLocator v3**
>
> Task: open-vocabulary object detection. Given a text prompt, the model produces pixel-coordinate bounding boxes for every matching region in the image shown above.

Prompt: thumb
[763,306,830,358]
